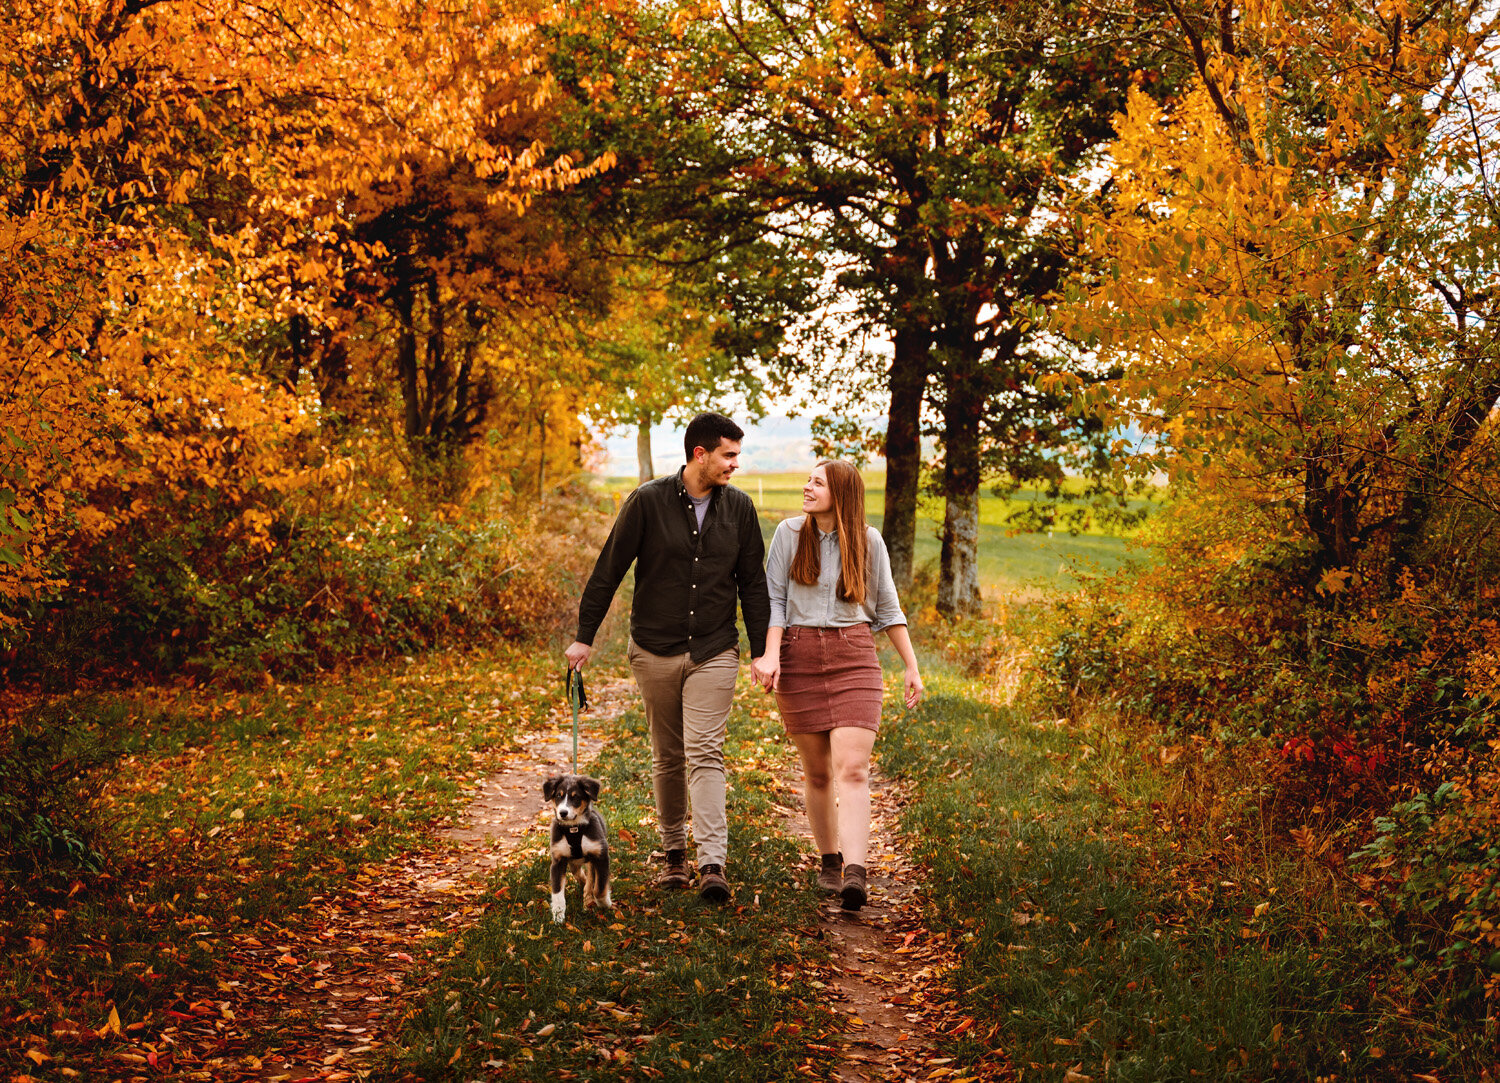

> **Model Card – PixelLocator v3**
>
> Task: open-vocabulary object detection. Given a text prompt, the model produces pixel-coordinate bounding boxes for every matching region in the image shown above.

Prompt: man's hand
[564,641,592,671]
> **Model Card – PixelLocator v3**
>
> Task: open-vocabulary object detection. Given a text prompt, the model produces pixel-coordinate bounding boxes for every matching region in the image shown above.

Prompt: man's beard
[696,459,730,488]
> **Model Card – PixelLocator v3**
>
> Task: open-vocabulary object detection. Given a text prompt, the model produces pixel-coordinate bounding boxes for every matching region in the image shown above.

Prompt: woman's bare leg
[829,727,877,867]
[789,731,836,854]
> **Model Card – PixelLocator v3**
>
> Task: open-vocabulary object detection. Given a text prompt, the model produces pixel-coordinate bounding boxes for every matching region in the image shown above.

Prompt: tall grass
[876,667,1486,1080]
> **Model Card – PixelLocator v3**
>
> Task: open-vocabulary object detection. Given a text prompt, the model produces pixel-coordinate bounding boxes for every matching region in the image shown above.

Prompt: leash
[564,667,587,774]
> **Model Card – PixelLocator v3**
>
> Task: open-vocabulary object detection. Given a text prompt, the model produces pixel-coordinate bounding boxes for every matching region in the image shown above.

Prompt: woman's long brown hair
[789,460,868,604]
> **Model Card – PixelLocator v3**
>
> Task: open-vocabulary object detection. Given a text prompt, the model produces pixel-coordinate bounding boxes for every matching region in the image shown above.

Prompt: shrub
[1,477,589,688]
[0,698,119,877]
[1352,760,1500,1013]
[1007,499,1500,1022]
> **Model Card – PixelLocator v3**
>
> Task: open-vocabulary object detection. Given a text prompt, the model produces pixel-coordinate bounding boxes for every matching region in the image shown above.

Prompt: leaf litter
[772,762,1014,1082]
[235,682,627,1082]
[4,654,1009,1082]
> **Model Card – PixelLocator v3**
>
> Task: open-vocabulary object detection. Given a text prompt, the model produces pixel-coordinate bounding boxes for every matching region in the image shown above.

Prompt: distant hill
[591,414,1152,479]
[593,415,858,477]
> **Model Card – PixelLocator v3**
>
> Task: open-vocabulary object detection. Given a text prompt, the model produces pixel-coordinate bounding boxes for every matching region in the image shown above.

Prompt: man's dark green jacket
[575,468,770,662]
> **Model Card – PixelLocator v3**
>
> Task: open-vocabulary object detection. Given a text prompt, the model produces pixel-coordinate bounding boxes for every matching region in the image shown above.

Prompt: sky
[590,414,842,477]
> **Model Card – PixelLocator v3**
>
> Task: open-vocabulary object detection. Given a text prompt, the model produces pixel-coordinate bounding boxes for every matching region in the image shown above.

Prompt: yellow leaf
[1316,568,1353,595]
[96,1006,123,1038]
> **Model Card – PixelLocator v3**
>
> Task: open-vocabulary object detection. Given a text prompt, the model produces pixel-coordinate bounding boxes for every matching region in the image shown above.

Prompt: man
[565,411,770,903]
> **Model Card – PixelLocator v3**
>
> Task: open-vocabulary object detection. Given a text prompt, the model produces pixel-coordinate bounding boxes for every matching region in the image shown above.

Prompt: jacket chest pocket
[696,519,739,564]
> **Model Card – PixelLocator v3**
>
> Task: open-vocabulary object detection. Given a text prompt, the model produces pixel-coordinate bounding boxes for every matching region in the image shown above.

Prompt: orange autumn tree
[1,0,610,660]
[1050,0,1500,1006]
[228,0,614,483]
[1057,0,1500,596]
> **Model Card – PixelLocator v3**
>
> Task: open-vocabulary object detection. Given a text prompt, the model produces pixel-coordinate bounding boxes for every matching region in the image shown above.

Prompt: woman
[751,460,923,911]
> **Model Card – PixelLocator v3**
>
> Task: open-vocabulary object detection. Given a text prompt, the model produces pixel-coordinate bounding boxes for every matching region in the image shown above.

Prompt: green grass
[0,644,565,1077]
[875,664,1475,1081]
[16,559,1473,1081]
[601,472,1150,594]
[378,683,840,1081]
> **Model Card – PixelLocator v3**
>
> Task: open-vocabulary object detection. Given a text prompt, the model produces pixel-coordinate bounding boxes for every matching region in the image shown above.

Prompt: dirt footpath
[774,768,976,1083]
[245,685,621,1082]
[247,679,978,1082]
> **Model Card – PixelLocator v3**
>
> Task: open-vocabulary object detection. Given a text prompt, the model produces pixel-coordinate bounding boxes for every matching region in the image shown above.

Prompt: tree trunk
[316,334,349,411]
[882,324,927,596]
[286,312,309,393]
[1384,368,1500,585]
[636,412,654,484]
[537,408,549,504]
[393,280,421,443]
[424,274,449,440]
[938,480,981,618]
[936,346,984,619]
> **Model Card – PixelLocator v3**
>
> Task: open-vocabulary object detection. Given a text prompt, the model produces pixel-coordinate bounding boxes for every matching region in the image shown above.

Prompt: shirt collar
[675,466,717,504]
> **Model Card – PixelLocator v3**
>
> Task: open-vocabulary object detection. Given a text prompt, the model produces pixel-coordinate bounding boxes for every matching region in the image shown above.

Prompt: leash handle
[565,668,586,774]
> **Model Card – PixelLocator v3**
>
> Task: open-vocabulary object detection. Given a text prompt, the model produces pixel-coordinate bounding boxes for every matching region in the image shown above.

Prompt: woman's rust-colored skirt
[774,623,884,734]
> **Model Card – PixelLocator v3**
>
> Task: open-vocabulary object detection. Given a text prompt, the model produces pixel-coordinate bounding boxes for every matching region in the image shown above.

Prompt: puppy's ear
[578,776,601,802]
[543,775,563,801]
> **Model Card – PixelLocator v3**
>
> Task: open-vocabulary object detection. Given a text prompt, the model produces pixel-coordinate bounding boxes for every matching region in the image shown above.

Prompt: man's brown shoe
[697,863,730,903]
[657,849,690,890]
[841,864,868,911]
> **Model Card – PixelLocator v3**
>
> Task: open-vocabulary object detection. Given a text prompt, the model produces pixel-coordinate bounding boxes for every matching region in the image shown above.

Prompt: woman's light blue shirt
[765,515,907,631]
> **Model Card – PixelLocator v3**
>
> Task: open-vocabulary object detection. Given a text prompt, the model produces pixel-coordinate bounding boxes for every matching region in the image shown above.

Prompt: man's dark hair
[683,412,744,461]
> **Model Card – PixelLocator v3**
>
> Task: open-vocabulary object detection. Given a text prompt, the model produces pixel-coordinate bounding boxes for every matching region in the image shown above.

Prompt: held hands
[564,641,592,671]
[903,668,924,709]
[750,654,779,693]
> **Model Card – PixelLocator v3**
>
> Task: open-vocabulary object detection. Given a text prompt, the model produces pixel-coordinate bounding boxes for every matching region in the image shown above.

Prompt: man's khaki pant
[627,640,739,868]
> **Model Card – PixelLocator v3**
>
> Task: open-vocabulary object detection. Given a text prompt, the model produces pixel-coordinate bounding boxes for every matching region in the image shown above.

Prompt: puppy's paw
[550,891,566,924]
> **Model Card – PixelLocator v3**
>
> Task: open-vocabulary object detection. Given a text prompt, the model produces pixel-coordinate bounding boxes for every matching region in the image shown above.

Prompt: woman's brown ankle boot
[840,863,867,911]
[817,852,843,894]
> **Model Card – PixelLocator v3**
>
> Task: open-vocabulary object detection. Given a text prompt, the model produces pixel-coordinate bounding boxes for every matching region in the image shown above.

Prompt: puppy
[543,773,611,924]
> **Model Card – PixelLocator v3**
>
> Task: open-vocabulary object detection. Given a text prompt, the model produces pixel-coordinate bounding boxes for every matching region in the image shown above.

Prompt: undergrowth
[880,637,1498,1079]
[2,477,605,690]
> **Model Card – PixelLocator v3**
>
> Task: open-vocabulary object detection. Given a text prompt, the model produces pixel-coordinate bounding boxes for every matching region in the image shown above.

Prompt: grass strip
[0,644,562,1076]
[380,679,840,1082]
[878,672,1463,1082]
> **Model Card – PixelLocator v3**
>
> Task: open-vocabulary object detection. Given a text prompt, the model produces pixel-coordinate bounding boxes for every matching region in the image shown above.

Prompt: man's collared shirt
[576,468,770,662]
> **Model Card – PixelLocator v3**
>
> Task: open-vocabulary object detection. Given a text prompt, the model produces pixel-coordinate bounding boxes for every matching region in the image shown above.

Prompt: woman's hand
[884,625,923,710]
[903,667,924,709]
[751,654,780,692]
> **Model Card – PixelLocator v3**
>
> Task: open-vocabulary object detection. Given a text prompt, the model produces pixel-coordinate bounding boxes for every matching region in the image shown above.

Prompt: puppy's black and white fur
[543,773,611,924]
